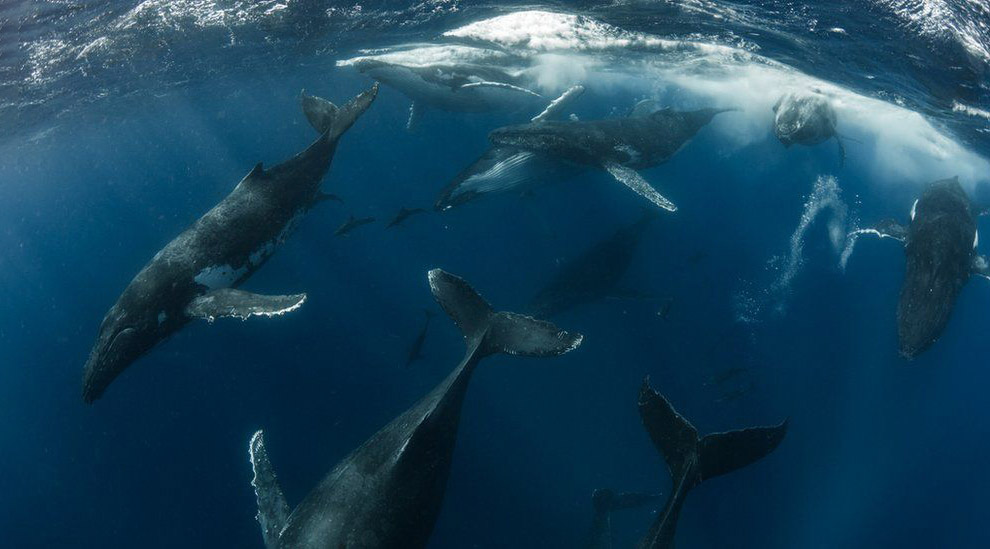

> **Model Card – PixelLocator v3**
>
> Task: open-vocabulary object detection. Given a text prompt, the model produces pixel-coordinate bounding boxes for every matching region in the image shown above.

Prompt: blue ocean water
[2,1,990,548]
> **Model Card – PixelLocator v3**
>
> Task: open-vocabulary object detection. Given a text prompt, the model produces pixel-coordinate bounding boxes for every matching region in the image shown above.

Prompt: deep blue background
[3,3,990,548]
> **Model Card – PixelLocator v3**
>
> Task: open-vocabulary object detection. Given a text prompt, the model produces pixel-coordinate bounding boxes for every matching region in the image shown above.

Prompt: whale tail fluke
[636,378,786,547]
[301,83,379,139]
[249,430,291,549]
[428,269,583,358]
[638,377,787,482]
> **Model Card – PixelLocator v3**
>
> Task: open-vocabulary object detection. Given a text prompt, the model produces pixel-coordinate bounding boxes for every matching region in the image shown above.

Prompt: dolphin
[585,489,660,549]
[636,377,787,549]
[404,309,435,367]
[80,85,379,403]
[333,214,376,236]
[437,99,732,212]
[847,176,990,358]
[528,211,658,318]
[340,46,543,130]
[386,206,427,228]
[248,269,583,549]
[772,89,847,165]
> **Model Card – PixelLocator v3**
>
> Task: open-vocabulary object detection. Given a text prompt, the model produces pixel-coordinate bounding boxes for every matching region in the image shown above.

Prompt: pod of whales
[636,377,787,548]
[80,84,379,403]
[248,269,583,548]
[849,176,990,358]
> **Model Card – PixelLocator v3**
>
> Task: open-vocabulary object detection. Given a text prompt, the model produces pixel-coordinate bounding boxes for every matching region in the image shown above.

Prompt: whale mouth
[82,325,138,403]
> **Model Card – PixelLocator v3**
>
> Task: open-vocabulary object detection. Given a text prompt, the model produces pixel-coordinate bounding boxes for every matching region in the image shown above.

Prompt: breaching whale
[848,176,990,358]
[437,97,732,212]
[80,85,379,403]
[636,377,787,549]
[772,89,847,165]
[341,47,544,130]
[528,211,658,318]
[248,269,583,549]
[585,489,659,549]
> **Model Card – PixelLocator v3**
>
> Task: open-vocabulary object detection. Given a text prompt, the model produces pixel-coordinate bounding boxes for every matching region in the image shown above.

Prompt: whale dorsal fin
[249,431,291,549]
[185,289,306,322]
[602,162,677,212]
[629,99,662,118]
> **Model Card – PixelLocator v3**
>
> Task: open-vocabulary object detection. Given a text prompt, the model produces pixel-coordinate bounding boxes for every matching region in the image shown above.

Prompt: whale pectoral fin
[249,431,291,549]
[602,162,677,212]
[873,218,908,242]
[458,81,543,98]
[972,255,990,280]
[531,85,585,123]
[407,102,424,131]
[185,289,307,322]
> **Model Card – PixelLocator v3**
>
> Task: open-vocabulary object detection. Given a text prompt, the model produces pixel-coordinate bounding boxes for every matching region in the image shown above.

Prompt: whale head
[772,91,836,147]
[82,298,177,403]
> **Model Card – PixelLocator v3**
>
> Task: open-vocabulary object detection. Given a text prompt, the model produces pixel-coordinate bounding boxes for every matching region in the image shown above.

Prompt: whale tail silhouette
[301,83,379,139]
[637,377,786,548]
[428,269,583,359]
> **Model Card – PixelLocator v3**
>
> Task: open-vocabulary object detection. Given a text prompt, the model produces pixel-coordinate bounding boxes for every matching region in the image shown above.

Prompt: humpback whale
[80,85,379,403]
[848,176,990,358]
[773,89,847,165]
[636,378,787,549]
[586,489,659,549]
[437,98,732,212]
[341,48,543,129]
[248,269,583,549]
[528,211,658,318]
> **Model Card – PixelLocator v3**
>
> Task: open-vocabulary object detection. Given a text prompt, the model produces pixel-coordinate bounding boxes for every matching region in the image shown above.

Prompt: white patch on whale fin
[972,255,990,280]
[185,289,307,322]
[602,162,677,212]
[407,101,423,131]
[910,199,918,221]
[531,85,584,123]
[975,229,979,249]
[249,430,291,549]
[458,81,542,98]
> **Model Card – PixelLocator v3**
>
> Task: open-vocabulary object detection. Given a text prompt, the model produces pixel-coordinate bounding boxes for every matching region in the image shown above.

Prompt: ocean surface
[2,1,990,548]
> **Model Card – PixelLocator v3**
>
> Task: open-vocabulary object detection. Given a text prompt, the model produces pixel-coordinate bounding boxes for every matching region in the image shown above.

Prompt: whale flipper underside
[250,430,291,549]
[302,83,379,138]
[602,162,677,212]
[184,289,306,321]
[637,378,787,549]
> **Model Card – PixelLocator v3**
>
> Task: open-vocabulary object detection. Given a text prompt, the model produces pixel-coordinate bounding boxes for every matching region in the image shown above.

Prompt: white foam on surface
[352,9,989,193]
